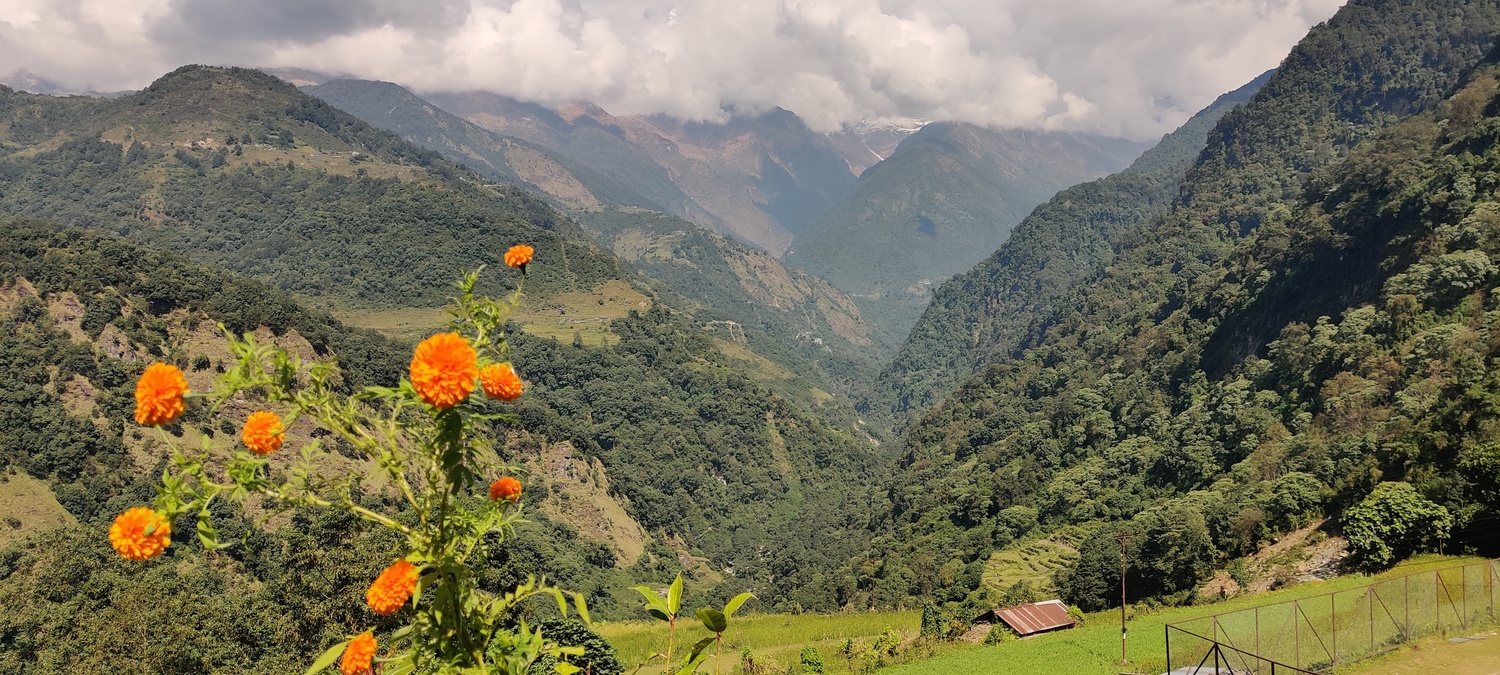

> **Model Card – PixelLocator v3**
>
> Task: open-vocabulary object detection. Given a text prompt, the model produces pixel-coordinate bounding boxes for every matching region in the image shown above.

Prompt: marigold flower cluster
[479,362,524,401]
[134,362,188,426]
[366,559,420,615]
[340,632,377,675]
[409,332,479,409]
[504,244,534,268]
[109,507,171,560]
[241,410,285,455]
[489,476,523,502]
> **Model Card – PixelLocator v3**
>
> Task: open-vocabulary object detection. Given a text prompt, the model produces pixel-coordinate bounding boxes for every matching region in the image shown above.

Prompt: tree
[1343,482,1452,571]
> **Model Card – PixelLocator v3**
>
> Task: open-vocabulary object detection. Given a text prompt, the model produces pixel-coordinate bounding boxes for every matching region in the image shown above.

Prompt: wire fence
[1165,559,1500,674]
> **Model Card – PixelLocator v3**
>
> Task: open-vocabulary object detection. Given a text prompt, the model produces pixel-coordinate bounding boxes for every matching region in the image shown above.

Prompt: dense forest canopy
[848,0,1500,612]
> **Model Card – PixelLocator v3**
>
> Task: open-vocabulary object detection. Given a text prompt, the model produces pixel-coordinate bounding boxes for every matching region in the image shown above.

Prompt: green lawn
[594,610,925,674]
[879,556,1487,675]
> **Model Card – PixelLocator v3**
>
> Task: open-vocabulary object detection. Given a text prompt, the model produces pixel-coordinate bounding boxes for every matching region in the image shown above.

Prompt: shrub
[1344,482,1452,571]
[799,646,825,673]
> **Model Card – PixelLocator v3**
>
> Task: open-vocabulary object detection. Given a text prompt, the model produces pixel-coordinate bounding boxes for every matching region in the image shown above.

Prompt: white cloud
[0,0,1345,138]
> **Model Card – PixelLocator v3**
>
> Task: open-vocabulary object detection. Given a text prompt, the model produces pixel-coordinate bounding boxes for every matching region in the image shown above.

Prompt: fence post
[1437,571,1442,635]
[1164,625,1170,673]
[1256,605,1261,662]
[1332,592,1337,668]
[1369,586,1374,656]
[1295,600,1301,670]
[1405,575,1410,642]
[1463,564,1468,628]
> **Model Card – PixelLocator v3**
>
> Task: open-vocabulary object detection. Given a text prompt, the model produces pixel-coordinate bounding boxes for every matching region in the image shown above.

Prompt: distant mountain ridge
[302,79,660,211]
[425,90,861,255]
[878,70,1273,416]
[0,65,622,307]
[786,123,1153,347]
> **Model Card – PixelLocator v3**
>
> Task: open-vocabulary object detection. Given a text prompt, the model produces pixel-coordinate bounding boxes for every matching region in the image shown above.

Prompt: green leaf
[304,638,350,675]
[554,664,582,675]
[572,591,592,624]
[723,592,755,621]
[677,638,714,675]
[667,573,684,615]
[696,608,726,634]
[632,585,672,621]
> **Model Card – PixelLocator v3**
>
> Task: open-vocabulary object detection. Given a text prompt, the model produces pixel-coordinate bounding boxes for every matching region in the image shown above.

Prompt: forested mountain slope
[0,219,885,674]
[0,65,620,308]
[846,0,1500,611]
[576,209,881,403]
[302,78,660,212]
[878,72,1271,418]
[786,124,1151,347]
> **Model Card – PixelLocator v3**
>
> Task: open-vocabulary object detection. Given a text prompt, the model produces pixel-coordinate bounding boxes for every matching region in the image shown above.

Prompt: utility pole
[1119,533,1130,665]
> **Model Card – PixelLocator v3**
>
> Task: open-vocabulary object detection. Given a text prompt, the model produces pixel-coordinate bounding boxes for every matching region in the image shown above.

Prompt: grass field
[331,280,652,347]
[594,610,926,674]
[606,557,1489,675]
[1343,630,1500,674]
[877,556,1486,675]
[0,471,74,549]
[981,530,1086,597]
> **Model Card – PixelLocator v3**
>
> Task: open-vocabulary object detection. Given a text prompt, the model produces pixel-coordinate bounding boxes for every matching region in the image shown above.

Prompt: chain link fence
[1165,560,1499,674]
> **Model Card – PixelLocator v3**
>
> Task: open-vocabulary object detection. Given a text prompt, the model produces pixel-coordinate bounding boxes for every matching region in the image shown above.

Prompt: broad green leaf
[723,592,755,620]
[667,574,683,615]
[554,664,582,675]
[304,638,350,675]
[687,636,716,662]
[696,608,727,633]
[676,640,713,675]
[632,585,672,621]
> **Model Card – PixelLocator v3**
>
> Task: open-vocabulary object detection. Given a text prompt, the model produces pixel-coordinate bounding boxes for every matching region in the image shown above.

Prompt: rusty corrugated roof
[992,599,1076,636]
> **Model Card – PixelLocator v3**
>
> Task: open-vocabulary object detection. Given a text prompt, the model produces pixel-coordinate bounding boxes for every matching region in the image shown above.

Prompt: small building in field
[971,599,1077,639]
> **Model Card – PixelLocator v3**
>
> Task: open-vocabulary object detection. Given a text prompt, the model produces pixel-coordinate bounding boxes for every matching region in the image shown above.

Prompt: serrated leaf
[304,638,350,675]
[723,592,755,620]
[667,574,683,615]
[696,608,726,634]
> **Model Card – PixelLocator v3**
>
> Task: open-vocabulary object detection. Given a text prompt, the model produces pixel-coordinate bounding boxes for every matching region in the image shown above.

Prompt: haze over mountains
[8,1,1500,672]
[292,71,1157,348]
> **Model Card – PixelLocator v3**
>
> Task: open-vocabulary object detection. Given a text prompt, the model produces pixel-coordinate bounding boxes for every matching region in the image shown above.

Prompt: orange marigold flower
[409,332,478,409]
[504,244,534,268]
[109,507,171,560]
[340,632,377,675]
[241,411,285,455]
[489,476,522,502]
[134,362,188,426]
[366,559,419,616]
[479,363,524,401]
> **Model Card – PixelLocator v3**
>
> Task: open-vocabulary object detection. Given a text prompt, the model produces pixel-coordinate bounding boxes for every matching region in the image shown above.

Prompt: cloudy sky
[1,0,1344,138]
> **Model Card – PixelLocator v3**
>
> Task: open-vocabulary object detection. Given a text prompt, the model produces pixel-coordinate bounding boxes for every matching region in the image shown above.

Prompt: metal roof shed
[973,599,1077,637]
